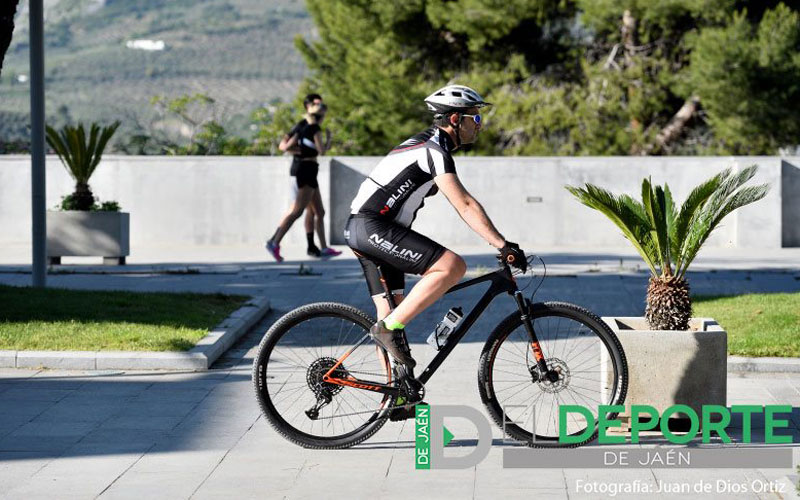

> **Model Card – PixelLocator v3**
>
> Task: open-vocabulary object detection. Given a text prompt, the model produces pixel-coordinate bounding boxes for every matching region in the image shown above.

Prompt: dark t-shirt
[287,119,321,160]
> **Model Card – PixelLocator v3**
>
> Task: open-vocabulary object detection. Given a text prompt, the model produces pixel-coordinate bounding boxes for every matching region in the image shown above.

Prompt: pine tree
[0,0,20,78]
[296,0,800,156]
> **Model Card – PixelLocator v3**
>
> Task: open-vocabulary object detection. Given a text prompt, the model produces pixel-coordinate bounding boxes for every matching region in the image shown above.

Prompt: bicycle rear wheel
[252,302,395,449]
[479,301,628,448]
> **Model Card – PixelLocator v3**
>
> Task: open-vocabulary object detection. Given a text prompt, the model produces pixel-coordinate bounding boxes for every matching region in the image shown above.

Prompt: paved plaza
[1,246,799,499]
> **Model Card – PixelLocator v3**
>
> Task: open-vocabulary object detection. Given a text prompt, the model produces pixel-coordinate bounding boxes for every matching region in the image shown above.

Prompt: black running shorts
[291,158,319,189]
[344,215,447,296]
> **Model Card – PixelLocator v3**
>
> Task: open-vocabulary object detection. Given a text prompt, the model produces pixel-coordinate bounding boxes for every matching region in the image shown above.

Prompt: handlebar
[495,252,529,272]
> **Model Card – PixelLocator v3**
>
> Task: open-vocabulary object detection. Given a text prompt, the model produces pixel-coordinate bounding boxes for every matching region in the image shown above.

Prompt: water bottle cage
[427,307,464,351]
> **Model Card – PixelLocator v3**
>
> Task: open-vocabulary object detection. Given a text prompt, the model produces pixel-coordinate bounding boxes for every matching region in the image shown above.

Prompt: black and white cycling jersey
[350,127,456,227]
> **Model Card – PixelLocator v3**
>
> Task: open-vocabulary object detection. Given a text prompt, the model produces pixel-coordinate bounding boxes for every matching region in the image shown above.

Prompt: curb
[0,296,270,371]
[727,355,800,373]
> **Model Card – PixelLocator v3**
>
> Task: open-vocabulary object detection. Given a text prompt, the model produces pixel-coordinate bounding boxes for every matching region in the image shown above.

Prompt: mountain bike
[253,253,628,449]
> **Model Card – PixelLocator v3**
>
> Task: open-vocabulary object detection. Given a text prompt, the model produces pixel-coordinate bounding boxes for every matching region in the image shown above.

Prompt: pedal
[389,400,427,421]
[394,365,425,403]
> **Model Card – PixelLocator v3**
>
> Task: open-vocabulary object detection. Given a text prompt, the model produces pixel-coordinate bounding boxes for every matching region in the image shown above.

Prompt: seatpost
[376,265,398,311]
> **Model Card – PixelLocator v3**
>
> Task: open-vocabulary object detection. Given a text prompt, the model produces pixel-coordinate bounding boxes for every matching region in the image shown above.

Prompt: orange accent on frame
[325,378,384,392]
[321,345,393,394]
[531,342,544,362]
[323,348,354,382]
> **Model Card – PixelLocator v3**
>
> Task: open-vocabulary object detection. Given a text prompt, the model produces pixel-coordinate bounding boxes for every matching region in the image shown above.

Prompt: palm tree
[566,166,769,330]
[45,122,120,211]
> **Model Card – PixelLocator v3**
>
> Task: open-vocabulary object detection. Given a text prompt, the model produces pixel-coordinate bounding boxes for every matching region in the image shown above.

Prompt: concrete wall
[0,155,795,251]
[330,156,789,248]
[0,155,329,248]
[782,159,800,247]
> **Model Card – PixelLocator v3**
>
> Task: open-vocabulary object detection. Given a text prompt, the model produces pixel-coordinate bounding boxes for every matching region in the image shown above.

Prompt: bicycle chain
[324,368,390,377]
[312,399,419,420]
[308,368,416,420]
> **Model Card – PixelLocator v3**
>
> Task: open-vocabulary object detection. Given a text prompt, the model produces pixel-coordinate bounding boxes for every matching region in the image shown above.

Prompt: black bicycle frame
[380,262,548,385]
[324,262,549,396]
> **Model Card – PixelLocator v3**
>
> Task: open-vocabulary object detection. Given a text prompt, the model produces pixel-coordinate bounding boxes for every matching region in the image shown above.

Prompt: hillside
[0,0,312,147]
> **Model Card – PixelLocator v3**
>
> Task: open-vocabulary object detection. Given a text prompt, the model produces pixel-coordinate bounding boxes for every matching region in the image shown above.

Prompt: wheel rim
[260,314,394,441]
[489,312,622,442]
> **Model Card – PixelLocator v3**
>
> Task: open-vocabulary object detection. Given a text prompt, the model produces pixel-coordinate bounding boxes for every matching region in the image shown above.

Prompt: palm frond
[677,166,769,277]
[85,123,100,180]
[653,184,671,274]
[90,122,120,173]
[618,193,663,267]
[664,184,678,273]
[673,169,726,270]
[45,122,119,185]
[45,125,76,181]
[567,165,769,281]
[641,178,670,275]
[566,184,659,275]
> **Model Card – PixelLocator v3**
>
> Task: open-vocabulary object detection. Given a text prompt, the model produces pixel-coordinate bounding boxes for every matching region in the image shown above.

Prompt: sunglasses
[462,113,482,125]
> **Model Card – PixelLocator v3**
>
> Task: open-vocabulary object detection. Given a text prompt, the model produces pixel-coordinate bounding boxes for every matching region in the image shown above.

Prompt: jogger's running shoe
[266,240,283,262]
[320,247,342,258]
[307,245,322,257]
[370,320,416,369]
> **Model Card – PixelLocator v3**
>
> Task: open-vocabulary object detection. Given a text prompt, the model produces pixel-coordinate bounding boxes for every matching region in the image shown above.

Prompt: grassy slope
[0,284,249,351]
[1,0,312,141]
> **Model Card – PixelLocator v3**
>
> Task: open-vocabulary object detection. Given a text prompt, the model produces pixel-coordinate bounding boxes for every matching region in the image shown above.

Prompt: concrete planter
[602,316,727,420]
[46,211,130,265]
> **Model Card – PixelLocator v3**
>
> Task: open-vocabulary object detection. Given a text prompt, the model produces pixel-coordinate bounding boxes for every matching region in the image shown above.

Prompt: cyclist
[344,84,526,385]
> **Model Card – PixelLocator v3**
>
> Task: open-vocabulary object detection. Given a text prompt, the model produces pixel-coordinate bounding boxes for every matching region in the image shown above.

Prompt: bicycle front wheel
[478,301,628,448]
[252,302,395,449]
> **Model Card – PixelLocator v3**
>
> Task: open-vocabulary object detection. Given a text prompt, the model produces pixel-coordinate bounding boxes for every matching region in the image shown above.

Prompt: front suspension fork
[511,291,556,381]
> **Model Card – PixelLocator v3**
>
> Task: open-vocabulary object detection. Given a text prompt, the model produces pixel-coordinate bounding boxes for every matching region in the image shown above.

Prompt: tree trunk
[621,10,636,67]
[643,96,700,155]
[0,0,20,78]
[645,276,692,331]
[73,183,95,211]
[621,10,641,143]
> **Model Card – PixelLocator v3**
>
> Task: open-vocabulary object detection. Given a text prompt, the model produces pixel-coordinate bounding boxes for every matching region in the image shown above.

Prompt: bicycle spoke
[487,305,625,446]
[255,307,396,445]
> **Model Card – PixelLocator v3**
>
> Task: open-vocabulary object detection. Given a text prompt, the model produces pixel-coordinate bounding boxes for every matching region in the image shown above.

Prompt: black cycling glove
[500,241,527,272]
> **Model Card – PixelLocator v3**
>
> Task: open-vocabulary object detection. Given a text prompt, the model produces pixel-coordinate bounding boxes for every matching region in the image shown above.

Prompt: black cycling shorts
[291,158,319,189]
[344,215,447,296]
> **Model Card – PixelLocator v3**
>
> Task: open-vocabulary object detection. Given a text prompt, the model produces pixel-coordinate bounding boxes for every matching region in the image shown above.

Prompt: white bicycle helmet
[424,85,491,114]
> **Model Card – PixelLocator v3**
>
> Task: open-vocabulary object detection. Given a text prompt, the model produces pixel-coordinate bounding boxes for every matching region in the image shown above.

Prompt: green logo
[415,404,430,469]
[559,404,794,444]
[415,405,489,469]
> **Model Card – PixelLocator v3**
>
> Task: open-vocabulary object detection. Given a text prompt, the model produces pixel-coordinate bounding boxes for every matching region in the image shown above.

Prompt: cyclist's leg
[351,251,408,369]
[354,253,405,319]
[373,294,404,320]
[385,251,464,326]
[345,215,464,327]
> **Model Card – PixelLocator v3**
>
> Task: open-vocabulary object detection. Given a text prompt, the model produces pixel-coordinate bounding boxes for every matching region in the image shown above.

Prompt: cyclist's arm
[434,173,506,249]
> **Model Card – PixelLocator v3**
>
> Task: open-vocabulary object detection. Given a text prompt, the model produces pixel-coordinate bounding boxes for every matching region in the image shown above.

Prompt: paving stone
[0,249,798,498]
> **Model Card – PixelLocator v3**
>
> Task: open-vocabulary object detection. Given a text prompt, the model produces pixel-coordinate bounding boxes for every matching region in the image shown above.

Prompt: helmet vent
[424,84,490,113]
